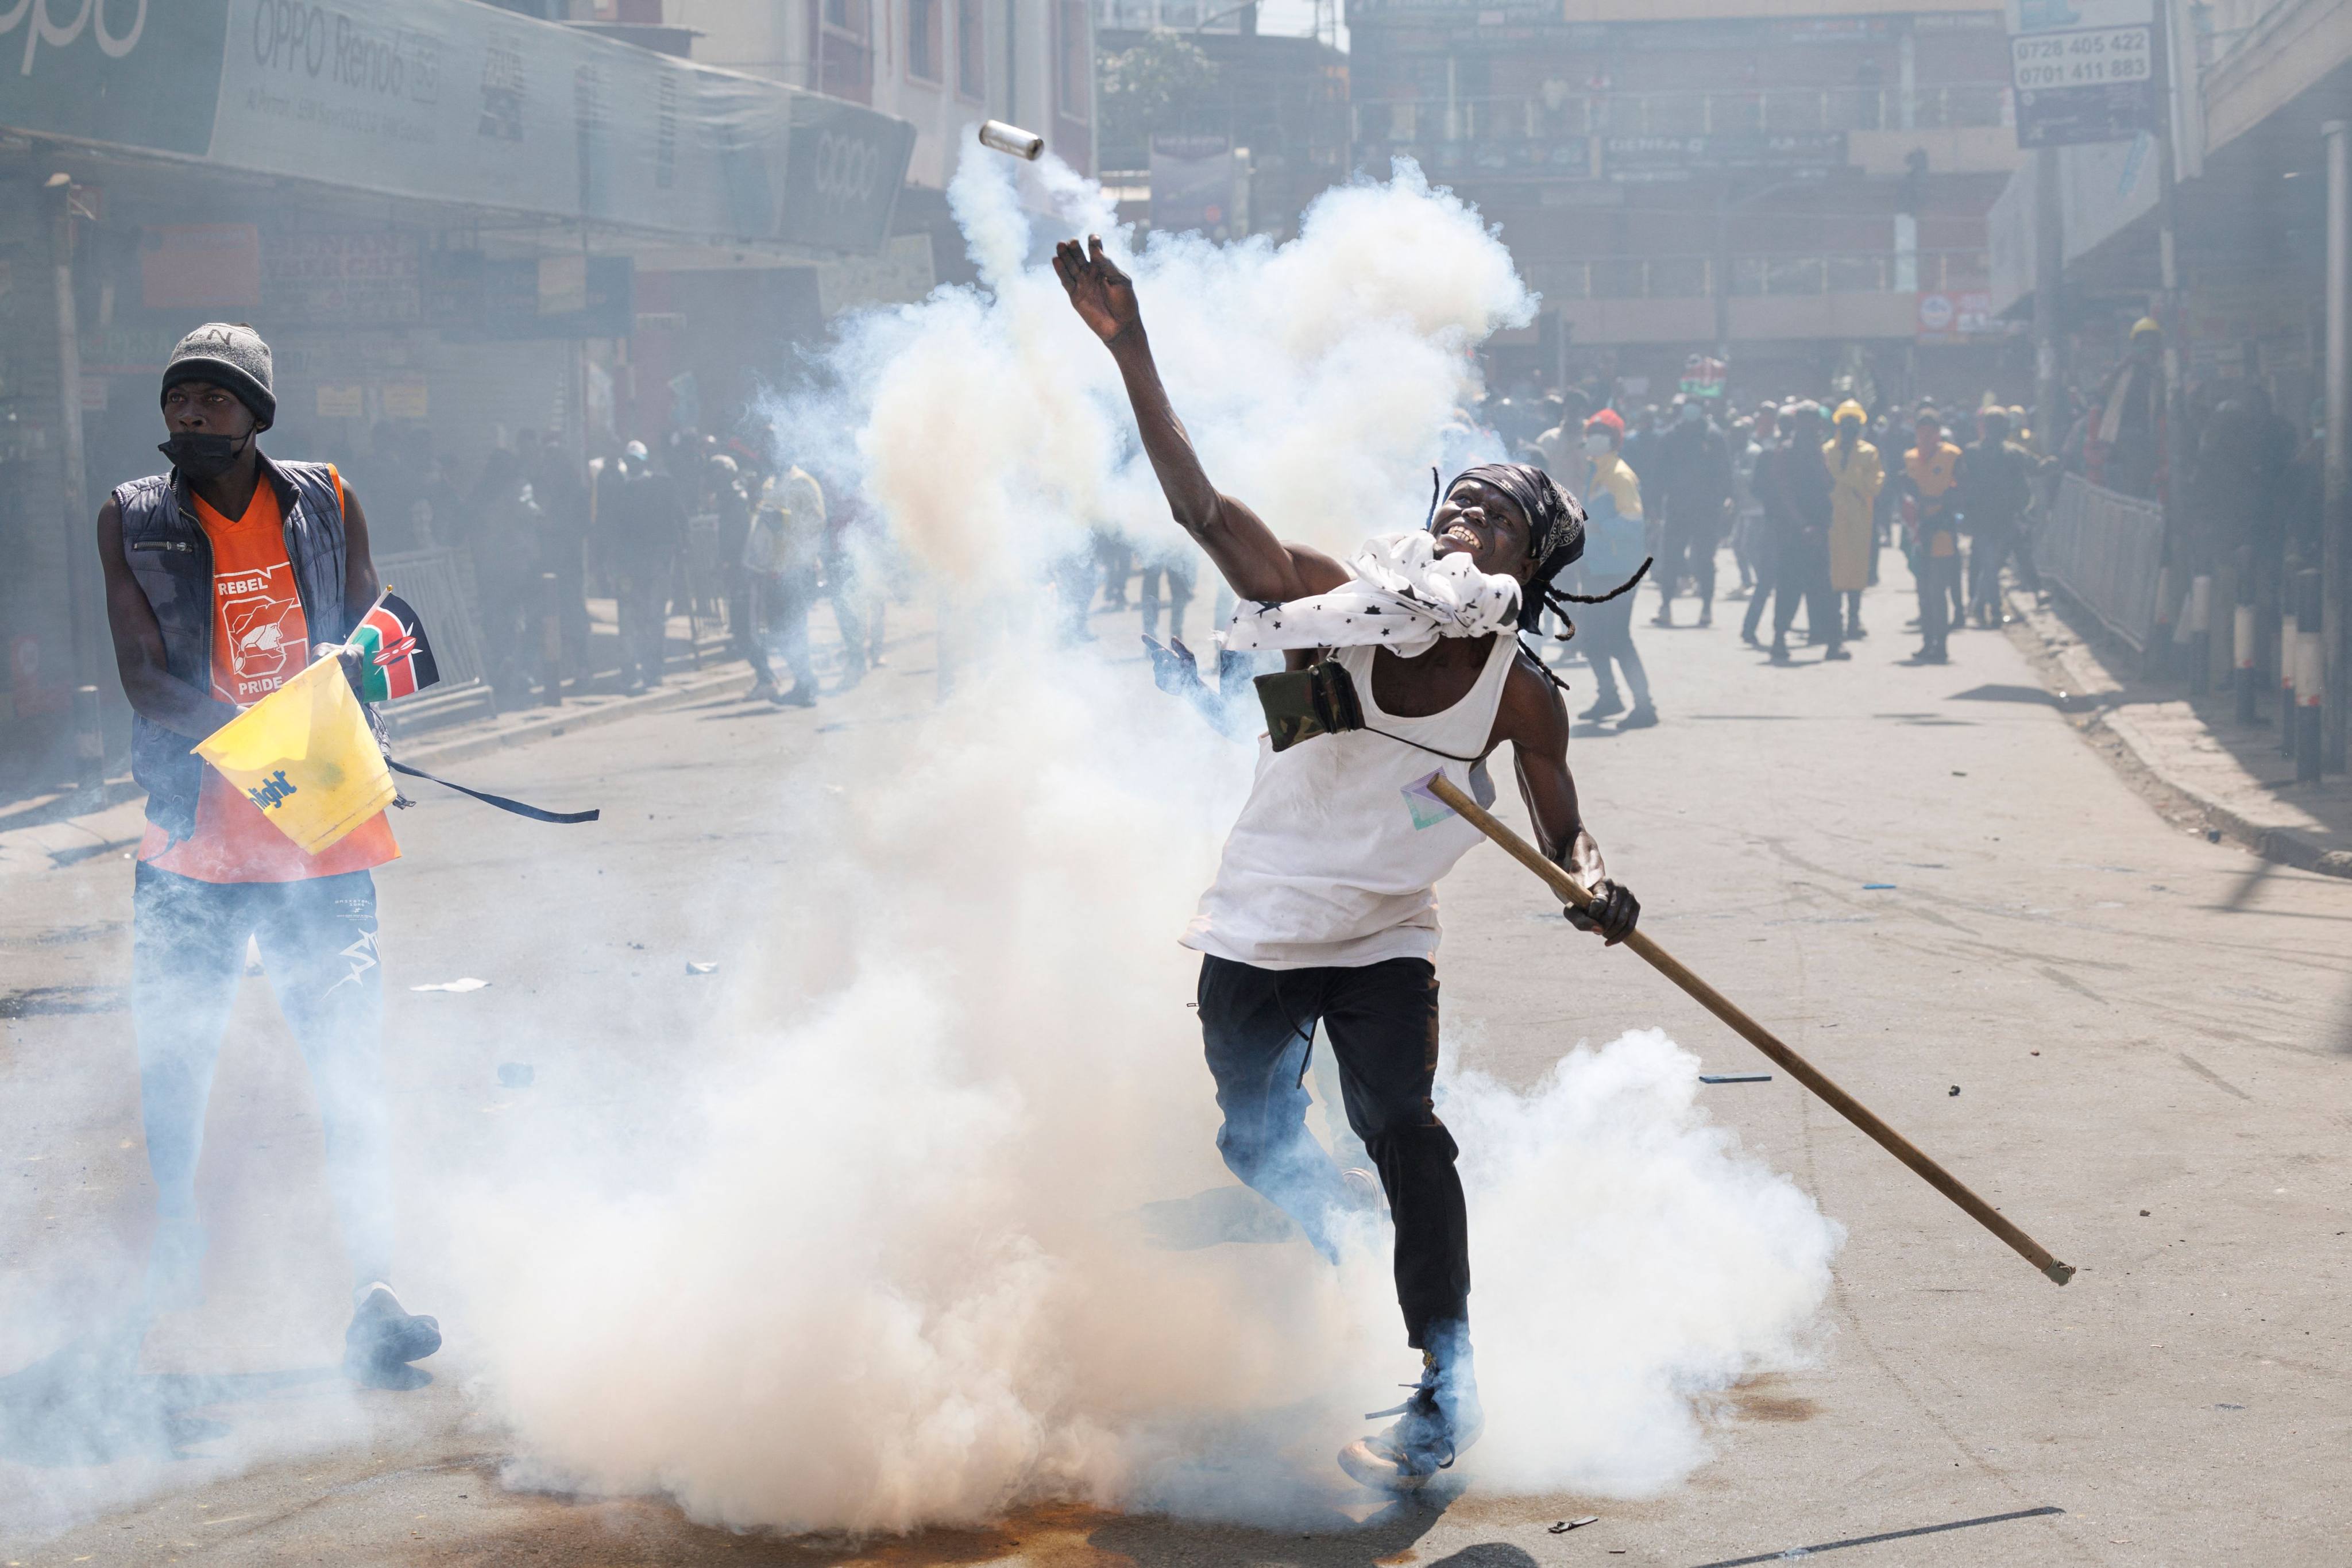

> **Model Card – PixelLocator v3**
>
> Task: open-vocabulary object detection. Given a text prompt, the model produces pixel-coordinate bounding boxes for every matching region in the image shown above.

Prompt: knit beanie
[160,323,275,429]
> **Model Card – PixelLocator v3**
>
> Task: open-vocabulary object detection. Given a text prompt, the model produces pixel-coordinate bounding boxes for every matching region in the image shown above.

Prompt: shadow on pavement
[0,1331,337,1465]
[1088,1486,1465,1567]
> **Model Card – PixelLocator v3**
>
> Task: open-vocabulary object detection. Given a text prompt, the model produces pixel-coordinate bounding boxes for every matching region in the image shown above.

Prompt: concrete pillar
[2323,119,2348,770]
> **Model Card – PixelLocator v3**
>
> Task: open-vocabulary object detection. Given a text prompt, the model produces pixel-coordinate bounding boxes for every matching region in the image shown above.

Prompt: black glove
[1566,879,1640,945]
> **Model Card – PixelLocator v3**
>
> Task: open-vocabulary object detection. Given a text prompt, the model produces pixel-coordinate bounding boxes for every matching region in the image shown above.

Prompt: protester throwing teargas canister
[94,324,442,1385]
[1055,235,1641,1493]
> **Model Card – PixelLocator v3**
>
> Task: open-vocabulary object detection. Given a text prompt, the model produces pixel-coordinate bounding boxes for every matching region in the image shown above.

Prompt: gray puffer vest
[116,458,349,845]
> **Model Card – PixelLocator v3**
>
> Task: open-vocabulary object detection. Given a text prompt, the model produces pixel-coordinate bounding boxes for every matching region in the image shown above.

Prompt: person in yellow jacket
[1823,400,1882,640]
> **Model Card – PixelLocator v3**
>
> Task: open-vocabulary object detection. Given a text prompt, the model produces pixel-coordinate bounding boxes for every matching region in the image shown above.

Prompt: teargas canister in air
[978,119,1045,160]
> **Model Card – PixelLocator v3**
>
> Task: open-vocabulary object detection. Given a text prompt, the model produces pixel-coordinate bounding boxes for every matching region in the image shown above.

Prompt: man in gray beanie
[92,322,441,1386]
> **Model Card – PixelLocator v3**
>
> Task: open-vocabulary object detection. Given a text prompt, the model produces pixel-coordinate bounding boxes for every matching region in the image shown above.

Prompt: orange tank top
[138,469,399,882]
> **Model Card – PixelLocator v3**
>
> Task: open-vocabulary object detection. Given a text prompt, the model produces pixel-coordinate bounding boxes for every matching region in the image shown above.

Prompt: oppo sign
[0,0,147,75]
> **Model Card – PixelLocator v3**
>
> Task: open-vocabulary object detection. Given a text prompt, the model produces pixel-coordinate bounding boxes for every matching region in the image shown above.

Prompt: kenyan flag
[349,593,441,703]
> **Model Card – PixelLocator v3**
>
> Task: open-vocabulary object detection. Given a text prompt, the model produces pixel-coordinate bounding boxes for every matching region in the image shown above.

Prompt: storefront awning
[0,0,916,255]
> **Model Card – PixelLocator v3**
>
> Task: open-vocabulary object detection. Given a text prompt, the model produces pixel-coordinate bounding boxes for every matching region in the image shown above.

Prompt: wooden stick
[1425,774,2075,1286]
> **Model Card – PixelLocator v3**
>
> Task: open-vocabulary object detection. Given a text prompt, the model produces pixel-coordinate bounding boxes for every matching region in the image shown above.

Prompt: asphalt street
[2,560,2347,1566]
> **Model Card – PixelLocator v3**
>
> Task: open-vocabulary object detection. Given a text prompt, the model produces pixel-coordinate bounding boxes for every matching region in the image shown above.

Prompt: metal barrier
[2036,474,2165,652]
[372,547,498,732]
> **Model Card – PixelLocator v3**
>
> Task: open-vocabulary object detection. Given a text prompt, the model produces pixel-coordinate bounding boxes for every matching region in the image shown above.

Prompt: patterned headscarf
[1427,461,1646,683]
[1445,462,1584,581]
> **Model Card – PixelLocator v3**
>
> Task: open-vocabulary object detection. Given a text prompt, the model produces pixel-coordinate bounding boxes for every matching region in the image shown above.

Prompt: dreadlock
[1428,465,1654,693]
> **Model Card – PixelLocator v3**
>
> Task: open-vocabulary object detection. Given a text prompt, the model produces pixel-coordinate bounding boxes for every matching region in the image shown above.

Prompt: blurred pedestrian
[610,440,687,693]
[744,465,826,706]
[1769,403,1844,664]
[1824,400,1882,640]
[1647,395,1732,629]
[1955,408,2040,627]
[471,448,546,705]
[2087,318,2166,500]
[1902,409,1964,663]
[1572,410,1656,726]
[524,431,593,694]
[1138,543,1198,644]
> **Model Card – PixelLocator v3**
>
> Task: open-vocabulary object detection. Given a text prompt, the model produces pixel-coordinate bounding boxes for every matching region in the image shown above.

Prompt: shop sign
[0,0,231,157]
[141,224,260,311]
[1917,291,1996,344]
[315,383,364,418]
[776,93,920,252]
[2006,0,2154,149]
[0,0,915,254]
[261,231,421,327]
[381,380,428,419]
[477,255,633,341]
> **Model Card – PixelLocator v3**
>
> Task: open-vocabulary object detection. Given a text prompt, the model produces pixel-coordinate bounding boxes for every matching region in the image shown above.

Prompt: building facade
[1345,0,2025,404]
[0,0,917,784]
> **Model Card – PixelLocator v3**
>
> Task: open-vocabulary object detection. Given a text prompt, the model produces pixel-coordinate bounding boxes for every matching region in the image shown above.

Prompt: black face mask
[157,431,249,481]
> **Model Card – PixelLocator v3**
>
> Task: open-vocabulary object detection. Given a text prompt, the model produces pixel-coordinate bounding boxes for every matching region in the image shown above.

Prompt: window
[815,0,872,103]
[1055,0,1088,122]
[909,0,942,83]
[957,0,985,99]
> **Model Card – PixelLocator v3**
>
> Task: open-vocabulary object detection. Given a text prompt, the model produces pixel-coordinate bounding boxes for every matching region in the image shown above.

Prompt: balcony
[1543,249,1991,301]
[1527,249,1992,345]
[1355,86,2023,177]
[1354,85,2007,144]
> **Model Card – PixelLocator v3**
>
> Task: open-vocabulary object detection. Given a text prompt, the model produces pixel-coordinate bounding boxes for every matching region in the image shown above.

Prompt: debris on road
[686,961,718,975]
[1701,1073,1772,1084]
[497,1064,535,1088]
[1548,1516,1599,1534]
[1863,882,1897,890]
[2140,1209,2151,1216]
[411,978,489,993]
[1948,1085,1961,1096]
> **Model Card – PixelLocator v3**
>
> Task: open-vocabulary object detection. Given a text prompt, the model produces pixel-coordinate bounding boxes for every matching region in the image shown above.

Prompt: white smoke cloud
[448,149,1839,1535]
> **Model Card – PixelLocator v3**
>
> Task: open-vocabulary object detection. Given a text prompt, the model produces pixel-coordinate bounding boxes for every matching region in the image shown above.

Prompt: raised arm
[1492,654,1639,943]
[1053,235,1345,602]
[96,499,240,741]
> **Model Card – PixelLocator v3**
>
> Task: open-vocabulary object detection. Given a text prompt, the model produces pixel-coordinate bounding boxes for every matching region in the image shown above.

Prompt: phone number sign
[2011,25,2150,89]
[2007,0,2155,148]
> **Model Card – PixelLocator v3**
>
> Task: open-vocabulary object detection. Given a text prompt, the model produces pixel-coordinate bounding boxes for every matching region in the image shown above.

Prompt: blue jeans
[1196,954,1469,1349]
[132,864,392,1290]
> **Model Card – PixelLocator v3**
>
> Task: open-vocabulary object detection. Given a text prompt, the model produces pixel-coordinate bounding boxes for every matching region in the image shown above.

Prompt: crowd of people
[1051,373,2066,730]
[326,426,887,713]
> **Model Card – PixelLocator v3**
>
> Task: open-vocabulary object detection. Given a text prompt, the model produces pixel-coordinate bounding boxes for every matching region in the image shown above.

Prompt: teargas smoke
[976,119,1046,160]
[449,149,1841,1535]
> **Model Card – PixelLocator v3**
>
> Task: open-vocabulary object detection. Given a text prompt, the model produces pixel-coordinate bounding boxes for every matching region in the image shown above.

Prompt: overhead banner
[2006,0,2156,149]
[0,0,913,254]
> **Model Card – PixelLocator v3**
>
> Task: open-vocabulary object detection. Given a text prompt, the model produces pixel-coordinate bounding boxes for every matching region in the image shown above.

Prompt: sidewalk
[2011,589,2352,878]
[0,593,916,882]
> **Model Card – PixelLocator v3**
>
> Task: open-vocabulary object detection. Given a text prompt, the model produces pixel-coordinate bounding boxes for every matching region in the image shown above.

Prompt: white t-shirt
[1183,632,1516,970]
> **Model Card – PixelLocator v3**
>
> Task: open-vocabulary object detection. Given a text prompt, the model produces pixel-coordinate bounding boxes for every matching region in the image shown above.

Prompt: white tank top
[1183,633,1517,970]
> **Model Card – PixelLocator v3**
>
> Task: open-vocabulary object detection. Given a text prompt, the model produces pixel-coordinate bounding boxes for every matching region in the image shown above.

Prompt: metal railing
[373,546,497,732]
[1350,84,2010,145]
[2036,474,2166,652]
[1539,249,1991,300]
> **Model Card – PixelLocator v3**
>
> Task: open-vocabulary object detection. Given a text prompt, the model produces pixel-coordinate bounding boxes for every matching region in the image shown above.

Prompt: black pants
[133,865,391,1289]
[1916,552,1961,658]
[1774,531,1840,651]
[1197,954,1469,1349]
[1741,535,1781,640]
[1657,516,1717,613]
[1577,593,1652,709]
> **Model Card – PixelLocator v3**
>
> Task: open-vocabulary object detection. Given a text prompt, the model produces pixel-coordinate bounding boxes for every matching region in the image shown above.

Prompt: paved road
[3,564,2346,1566]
